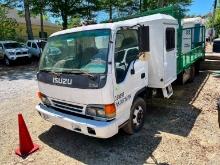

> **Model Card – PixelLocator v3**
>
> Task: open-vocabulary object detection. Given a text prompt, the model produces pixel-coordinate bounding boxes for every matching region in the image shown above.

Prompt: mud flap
[162,84,173,98]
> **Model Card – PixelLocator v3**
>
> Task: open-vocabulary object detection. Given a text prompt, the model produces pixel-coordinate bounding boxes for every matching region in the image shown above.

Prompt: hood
[6,48,29,53]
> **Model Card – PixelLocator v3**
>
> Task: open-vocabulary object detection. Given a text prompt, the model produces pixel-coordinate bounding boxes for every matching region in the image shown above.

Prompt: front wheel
[4,56,11,66]
[123,97,146,134]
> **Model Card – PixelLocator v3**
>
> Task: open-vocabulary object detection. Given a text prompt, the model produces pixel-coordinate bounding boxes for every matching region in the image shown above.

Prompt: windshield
[4,42,22,49]
[39,29,111,74]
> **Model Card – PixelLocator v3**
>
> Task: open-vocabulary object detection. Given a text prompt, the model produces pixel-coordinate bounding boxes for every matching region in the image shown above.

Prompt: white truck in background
[36,6,205,138]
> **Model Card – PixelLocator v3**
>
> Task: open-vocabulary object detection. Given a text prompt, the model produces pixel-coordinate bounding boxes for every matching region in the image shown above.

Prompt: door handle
[141,73,145,79]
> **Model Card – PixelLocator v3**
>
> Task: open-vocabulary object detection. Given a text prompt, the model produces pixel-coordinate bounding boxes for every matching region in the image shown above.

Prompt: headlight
[86,104,116,121]
[8,52,14,55]
[36,91,51,106]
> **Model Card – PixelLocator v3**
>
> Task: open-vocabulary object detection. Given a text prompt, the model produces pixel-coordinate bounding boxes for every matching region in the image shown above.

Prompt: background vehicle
[36,6,205,138]
[26,40,47,58]
[0,41,31,65]
[213,38,220,52]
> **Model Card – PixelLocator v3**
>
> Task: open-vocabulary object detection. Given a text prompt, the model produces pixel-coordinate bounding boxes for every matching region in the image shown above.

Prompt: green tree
[31,0,49,39]
[24,0,33,39]
[0,6,18,40]
[205,14,214,28]
[100,0,134,20]
[0,0,34,39]
[47,0,84,30]
[81,0,100,20]
[214,9,220,35]
[68,16,81,28]
[142,0,192,10]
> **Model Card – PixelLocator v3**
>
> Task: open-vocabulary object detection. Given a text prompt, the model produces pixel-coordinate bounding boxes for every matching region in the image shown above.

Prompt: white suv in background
[0,41,31,65]
[26,40,47,58]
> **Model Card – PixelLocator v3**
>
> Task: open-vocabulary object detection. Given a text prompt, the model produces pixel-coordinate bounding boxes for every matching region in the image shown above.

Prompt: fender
[132,87,147,103]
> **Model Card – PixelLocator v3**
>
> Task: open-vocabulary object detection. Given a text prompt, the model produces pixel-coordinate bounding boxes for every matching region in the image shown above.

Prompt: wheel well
[133,87,147,101]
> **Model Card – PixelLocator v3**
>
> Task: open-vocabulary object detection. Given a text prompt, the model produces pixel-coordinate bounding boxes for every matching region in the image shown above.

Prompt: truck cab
[36,14,178,138]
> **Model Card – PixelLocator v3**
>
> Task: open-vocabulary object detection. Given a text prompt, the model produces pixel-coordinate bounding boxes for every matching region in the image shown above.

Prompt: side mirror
[138,26,150,53]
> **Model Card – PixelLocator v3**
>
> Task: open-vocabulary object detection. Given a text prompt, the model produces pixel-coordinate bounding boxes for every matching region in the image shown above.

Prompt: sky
[188,0,214,16]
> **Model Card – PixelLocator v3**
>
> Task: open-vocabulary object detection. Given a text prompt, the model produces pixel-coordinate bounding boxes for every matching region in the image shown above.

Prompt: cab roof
[50,14,177,38]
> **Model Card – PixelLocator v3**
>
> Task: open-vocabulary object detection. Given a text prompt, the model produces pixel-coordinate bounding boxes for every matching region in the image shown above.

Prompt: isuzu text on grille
[53,77,72,85]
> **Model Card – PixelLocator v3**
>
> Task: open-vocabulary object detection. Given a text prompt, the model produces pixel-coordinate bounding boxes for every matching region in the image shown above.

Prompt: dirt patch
[0,64,219,165]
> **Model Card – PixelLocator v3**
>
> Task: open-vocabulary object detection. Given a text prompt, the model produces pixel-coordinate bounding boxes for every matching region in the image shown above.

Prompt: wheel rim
[133,105,144,128]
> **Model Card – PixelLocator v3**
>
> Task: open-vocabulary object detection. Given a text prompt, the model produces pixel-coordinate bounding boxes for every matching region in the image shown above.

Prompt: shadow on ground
[39,73,209,164]
[38,73,209,164]
[0,60,39,81]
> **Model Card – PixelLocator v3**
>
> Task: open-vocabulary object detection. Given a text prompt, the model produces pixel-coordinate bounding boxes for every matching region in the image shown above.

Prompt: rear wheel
[123,97,146,134]
[188,65,195,82]
[195,61,200,76]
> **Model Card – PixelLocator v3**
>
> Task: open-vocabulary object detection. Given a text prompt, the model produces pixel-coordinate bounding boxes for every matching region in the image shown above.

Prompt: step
[200,59,220,70]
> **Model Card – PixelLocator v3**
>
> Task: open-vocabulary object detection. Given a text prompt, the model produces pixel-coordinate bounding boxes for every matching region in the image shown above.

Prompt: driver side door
[113,29,148,120]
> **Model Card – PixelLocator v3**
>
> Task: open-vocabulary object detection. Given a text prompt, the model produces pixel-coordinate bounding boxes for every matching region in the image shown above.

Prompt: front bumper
[8,55,31,60]
[36,103,119,138]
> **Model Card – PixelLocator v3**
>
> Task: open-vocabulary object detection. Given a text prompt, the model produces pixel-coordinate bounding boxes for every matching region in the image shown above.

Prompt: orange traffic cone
[15,114,39,157]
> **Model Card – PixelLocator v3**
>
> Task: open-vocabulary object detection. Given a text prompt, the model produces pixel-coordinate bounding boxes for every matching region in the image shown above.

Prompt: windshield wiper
[39,69,61,76]
[62,69,96,79]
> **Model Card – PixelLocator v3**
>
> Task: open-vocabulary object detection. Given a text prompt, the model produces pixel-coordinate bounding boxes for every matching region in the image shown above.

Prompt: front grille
[16,52,28,55]
[51,99,84,113]
[49,106,94,120]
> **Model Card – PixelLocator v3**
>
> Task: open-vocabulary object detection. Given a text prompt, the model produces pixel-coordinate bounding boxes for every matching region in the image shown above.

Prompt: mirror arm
[131,58,138,75]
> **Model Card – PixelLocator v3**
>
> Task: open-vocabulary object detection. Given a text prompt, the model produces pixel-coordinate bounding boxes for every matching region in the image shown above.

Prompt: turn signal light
[36,91,44,99]
[104,104,116,118]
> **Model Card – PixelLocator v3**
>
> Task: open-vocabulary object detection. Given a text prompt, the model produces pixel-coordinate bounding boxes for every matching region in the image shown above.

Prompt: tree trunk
[61,12,68,30]
[109,4,112,20]
[40,11,44,38]
[24,0,33,40]
[140,0,142,12]
[40,0,44,39]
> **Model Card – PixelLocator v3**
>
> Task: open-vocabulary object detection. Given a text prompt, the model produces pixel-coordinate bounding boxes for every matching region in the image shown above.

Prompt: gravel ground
[0,61,219,165]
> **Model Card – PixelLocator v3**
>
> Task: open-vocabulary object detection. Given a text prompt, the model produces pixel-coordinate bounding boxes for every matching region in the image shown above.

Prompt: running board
[162,84,173,98]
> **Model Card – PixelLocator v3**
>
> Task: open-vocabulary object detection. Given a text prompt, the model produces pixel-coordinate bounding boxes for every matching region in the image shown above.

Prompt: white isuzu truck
[36,6,205,138]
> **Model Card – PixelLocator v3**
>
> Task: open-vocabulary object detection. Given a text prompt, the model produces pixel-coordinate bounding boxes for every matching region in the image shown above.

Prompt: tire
[123,97,146,134]
[176,72,184,85]
[188,65,195,83]
[195,61,200,76]
[4,56,11,66]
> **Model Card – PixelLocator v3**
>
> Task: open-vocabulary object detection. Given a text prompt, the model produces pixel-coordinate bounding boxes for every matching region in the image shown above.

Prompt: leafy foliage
[47,0,84,29]
[214,9,220,35]
[0,6,18,40]
[1,0,34,39]
[68,16,81,28]
[142,0,192,10]
[99,0,135,20]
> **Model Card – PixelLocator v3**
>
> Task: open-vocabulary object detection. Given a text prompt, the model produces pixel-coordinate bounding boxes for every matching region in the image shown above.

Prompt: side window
[114,29,139,84]
[32,43,38,49]
[166,28,175,51]
[27,42,31,47]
